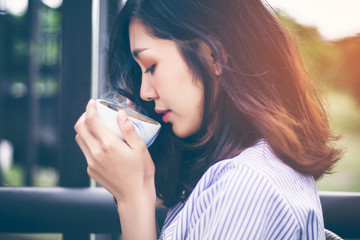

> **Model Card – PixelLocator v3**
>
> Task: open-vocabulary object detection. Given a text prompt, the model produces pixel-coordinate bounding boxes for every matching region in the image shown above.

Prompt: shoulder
[193,140,294,217]
[162,149,301,239]
[200,139,317,195]
[198,139,288,189]
[199,139,322,221]
[160,140,325,239]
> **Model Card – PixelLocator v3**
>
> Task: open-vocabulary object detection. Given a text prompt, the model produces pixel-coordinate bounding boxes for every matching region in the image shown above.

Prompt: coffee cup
[95,99,161,147]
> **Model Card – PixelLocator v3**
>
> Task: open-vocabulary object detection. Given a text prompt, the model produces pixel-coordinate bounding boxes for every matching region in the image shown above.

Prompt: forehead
[129,19,155,52]
[128,18,181,61]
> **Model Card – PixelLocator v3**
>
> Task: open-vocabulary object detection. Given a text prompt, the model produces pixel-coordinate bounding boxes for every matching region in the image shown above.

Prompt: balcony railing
[0,187,359,239]
[0,187,167,234]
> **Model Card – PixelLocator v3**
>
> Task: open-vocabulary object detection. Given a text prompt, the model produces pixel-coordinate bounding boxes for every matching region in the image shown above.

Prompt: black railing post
[0,5,5,185]
[60,0,92,239]
[25,0,41,186]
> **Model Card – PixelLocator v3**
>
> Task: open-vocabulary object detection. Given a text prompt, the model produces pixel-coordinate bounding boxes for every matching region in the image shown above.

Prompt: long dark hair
[108,0,342,207]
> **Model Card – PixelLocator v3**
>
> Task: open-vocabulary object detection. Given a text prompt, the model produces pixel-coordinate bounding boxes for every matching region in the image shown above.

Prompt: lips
[162,110,171,122]
[155,109,171,122]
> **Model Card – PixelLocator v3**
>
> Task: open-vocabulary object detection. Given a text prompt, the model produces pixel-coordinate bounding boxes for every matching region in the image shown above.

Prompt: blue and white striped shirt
[159,140,325,239]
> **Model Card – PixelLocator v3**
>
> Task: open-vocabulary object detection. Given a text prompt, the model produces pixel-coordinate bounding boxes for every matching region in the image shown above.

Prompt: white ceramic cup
[95,99,161,147]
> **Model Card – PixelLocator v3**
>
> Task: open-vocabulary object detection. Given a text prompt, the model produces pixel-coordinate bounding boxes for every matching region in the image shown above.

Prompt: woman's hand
[74,99,157,239]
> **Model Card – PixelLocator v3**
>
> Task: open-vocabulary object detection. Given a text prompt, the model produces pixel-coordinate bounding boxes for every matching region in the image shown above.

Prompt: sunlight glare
[42,0,63,9]
[267,0,360,40]
[6,0,28,16]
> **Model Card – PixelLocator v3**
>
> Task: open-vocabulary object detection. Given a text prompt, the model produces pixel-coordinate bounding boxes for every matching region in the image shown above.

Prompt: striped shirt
[159,140,325,239]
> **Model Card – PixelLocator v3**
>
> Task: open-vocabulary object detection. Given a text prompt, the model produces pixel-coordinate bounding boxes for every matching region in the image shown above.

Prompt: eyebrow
[132,48,148,59]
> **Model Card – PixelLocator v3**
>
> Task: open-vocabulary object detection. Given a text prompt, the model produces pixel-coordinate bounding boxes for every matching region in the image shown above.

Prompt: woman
[75,0,342,239]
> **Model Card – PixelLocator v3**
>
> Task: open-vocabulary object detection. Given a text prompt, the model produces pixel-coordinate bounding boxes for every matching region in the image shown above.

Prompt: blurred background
[267,0,360,192]
[0,0,359,239]
[0,0,62,189]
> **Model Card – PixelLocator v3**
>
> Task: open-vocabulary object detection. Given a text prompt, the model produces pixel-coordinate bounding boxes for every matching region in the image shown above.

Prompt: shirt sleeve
[186,163,300,240]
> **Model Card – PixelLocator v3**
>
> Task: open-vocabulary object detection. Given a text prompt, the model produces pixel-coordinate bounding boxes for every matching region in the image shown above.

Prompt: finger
[76,133,110,183]
[75,133,94,166]
[74,112,100,152]
[76,133,118,196]
[76,132,119,196]
[75,111,116,166]
[117,110,145,149]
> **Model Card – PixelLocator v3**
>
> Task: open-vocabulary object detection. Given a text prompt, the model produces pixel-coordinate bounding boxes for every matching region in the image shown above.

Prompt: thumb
[117,110,143,148]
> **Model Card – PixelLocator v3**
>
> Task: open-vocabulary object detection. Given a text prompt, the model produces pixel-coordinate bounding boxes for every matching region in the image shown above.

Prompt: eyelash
[145,64,156,74]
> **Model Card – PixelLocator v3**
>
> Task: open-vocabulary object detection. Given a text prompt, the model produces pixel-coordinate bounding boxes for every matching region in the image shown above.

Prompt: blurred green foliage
[318,91,360,192]
[278,11,360,192]
[2,165,24,186]
[279,12,360,100]
[1,165,58,187]
[280,14,341,84]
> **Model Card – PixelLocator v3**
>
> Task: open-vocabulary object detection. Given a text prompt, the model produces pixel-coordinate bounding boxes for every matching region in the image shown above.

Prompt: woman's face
[129,19,204,138]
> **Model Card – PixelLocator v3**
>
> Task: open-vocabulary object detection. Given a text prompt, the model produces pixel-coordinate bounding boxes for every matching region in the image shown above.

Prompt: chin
[172,125,198,139]
[173,129,190,138]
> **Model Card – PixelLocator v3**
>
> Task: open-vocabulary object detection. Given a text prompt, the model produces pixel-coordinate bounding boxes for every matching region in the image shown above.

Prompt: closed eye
[145,64,156,74]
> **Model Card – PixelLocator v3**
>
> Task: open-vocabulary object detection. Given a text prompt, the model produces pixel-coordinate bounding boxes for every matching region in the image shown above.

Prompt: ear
[199,40,227,76]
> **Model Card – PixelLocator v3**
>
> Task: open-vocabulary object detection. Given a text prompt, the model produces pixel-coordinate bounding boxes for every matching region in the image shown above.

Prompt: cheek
[180,86,204,137]
[153,62,172,85]
[155,63,187,97]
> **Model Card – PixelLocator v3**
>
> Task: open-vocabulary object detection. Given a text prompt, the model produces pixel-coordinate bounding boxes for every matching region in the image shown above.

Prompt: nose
[140,75,158,101]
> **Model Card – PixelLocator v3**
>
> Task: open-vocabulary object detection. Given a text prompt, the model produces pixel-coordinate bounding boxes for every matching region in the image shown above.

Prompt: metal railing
[0,187,359,239]
[0,187,167,235]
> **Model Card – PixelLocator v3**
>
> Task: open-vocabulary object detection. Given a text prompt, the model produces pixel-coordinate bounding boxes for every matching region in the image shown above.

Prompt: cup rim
[96,99,160,125]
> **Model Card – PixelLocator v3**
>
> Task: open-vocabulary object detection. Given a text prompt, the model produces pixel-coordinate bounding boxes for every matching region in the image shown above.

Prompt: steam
[99,82,139,111]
